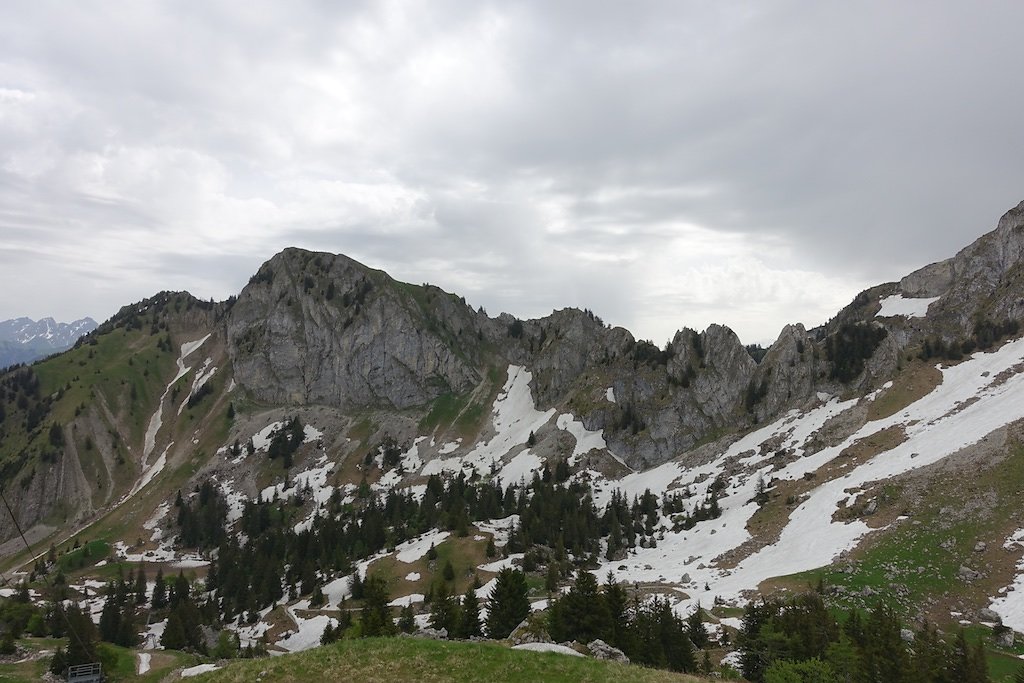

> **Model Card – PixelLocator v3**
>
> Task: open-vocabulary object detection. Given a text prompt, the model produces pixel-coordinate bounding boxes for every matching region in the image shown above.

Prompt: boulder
[587,639,629,663]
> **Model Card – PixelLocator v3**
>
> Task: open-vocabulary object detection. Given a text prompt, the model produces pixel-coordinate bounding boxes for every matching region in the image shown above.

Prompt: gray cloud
[1,1,1023,344]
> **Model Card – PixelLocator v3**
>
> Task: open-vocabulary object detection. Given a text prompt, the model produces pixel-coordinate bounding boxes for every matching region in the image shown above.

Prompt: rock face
[227,249,487,410]
[901,200,1024,333]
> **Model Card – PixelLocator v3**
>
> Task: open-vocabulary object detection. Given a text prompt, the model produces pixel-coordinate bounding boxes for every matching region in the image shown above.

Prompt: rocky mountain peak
[226,248,486,410]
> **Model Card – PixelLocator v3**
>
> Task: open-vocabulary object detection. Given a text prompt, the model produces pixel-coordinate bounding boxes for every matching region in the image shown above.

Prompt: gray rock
[974,541,987,553]
[997,629,1015,648]
[414,627,448,640]
[979,608,1001,622]
[958,565,982,582]
[509,616,551,645]
[900,629,915,643]
[587,639,630,663]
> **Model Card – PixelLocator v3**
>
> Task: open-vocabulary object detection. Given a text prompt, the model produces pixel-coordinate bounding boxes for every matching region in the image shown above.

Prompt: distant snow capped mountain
[0,316,97,368]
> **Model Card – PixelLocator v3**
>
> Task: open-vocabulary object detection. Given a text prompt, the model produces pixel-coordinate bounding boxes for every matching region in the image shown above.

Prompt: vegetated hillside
[1,201,1024,681]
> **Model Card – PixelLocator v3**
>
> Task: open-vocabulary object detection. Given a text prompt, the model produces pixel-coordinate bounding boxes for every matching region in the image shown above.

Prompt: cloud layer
[2,1,1023,344]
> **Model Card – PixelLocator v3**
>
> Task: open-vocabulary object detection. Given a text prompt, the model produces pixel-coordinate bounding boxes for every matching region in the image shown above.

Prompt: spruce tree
[551,571,610,643]
[152,569,167,608]
[62,604,99,667]
[398,604,416,633]
[359,574,395,638]
[687,603,709,649]
[485,568,529,639]
[134,566,148,605]
[99,582,121,643]
[429,583,459,634]
[459,587,482,639]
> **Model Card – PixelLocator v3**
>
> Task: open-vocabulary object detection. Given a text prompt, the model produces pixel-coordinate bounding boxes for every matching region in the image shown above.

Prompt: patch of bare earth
[867,361,943,422]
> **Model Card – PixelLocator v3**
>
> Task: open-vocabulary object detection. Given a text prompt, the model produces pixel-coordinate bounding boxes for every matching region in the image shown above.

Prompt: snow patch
[389,594,425,607]
[877,294,940,318]
[395,530,450,564]
[556,413,609,465]
[181,664,221,677]
[512,642,583,657]
[496,450,543,487]
[475,515,519,547]
[421,366,555,477]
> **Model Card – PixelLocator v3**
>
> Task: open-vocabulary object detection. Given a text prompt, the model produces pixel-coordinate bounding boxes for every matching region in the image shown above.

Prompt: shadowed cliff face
[225,248,488,411]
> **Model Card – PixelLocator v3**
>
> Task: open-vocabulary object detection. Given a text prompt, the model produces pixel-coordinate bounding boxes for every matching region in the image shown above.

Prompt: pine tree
[359,574,395,638]
[485,568,529,639]
[398,604,416,633]
[545,563,559,593]
[99,582,121,643]
[62,603,99,667]
[458,587,482,639]
[161,609,188,650]
[429,583,459,634]
[551,571,610,643]
[152,569,167,608]
[687,603,709,649]
[133,565,147,605]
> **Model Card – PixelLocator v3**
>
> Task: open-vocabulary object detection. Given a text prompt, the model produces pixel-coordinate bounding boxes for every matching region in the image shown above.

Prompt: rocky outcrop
[752,323,819,420]
[587,639,629,663]
[901,200,1024,332]
[227,249,486,410]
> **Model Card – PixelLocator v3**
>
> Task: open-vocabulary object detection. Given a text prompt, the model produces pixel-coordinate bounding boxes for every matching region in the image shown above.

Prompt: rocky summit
[2,201,1024,680]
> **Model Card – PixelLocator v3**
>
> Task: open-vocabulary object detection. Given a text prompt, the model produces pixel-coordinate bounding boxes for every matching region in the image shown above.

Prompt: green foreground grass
[196,637,706,683]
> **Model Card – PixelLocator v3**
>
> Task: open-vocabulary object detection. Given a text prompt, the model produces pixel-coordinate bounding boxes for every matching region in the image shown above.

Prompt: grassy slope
[196,638,707,683]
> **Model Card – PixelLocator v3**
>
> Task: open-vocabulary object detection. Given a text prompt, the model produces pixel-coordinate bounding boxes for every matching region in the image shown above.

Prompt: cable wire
[0,487,92,657]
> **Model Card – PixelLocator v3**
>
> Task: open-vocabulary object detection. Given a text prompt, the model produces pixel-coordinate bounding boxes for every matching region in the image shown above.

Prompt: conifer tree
[458,587,482,639]
[359,574,395,638]
[152,569,167,609]
[687,603,709,649]
[429,583,459,634]
[485,568,529,639]
[398,604,416,633]
[551,571,610,643]
[134,566,148,605]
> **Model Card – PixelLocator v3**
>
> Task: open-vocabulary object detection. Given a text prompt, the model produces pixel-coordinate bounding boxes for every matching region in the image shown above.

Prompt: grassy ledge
[194,637,707,683]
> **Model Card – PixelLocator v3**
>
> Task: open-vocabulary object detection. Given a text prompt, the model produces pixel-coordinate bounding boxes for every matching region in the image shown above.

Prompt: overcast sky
[2,2,1023,345]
